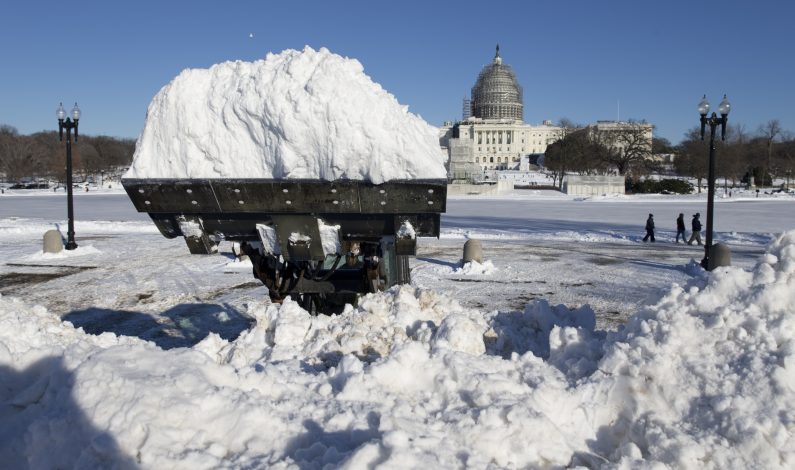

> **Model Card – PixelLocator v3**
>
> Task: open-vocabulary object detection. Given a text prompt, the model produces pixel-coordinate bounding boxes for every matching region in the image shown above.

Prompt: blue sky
[1,0,793,144]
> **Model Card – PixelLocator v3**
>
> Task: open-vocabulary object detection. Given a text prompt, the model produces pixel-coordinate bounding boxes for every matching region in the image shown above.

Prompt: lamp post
[57,102,81,250]
[698,94,731,270]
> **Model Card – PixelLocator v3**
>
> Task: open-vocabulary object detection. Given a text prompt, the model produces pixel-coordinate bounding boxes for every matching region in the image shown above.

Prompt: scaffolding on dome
[470,47,524,121]
[462,97,471,121]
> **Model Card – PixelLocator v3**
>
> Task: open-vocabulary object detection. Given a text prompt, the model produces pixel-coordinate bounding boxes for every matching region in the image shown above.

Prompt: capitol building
[440,46,652,180]
[439,45,563,178]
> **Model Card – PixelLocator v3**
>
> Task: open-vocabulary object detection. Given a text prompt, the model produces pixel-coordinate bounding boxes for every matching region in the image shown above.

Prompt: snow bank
[0,219,157,242]
[3,231,795,467]
[23,245,101,261]
[125,46,447,183]
[454,259,497,275]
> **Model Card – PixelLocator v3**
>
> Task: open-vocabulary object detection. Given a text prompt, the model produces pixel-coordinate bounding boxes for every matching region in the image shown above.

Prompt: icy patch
[440,227,635,244]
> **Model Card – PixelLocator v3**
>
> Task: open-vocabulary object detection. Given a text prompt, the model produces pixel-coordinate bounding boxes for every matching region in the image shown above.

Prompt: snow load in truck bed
[124,47,447,183]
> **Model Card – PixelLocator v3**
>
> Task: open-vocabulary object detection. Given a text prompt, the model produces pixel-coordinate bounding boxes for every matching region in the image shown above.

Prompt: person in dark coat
[688,213,703,245]
[675,213,686,243]
[643,213,655,242]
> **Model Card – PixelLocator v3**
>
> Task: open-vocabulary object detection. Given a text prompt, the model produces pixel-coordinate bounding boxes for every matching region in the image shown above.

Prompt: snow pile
[3,231,795,467]
[0,219,157,242]
[23,245,101,261]
[453,259,497,275]
[125,46,447,183]
[584,232,795,467]
[222,257,253,272]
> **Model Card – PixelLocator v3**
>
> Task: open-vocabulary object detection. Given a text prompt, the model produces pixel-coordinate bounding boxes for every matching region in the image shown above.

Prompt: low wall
[447,180,514,196]
[562,175,625,196]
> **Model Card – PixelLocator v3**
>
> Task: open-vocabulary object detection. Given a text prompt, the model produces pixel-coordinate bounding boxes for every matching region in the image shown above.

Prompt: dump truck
[122,177,447,313]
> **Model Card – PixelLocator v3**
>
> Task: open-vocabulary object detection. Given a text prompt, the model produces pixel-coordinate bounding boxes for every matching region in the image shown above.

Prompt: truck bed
[122,178,447,241]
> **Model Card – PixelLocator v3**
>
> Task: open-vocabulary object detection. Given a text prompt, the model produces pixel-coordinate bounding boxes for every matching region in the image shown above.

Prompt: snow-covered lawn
[1,190,794,468]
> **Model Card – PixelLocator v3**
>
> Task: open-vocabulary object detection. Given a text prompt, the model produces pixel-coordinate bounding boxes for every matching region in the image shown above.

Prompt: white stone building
[439,46,653,180]
[439,46,564,178]
[588,120,654,159]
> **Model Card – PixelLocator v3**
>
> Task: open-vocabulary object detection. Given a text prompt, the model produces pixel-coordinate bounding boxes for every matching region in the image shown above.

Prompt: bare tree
[717,124,749,189]
[29,132,63,181]
[674,127,708,192]
[652,137,674,155]
[759,119,782,178]
[591,121,654,176]
[545,120,584,189]
[0,126,38,181]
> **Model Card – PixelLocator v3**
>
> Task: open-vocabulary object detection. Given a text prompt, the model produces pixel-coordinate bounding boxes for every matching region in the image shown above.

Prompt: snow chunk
[454,259,496,275]
[397,220,416,239]
[431,313,487,354]
[125,46,447,183]
[318,221,341,256]
[24,245,101,260]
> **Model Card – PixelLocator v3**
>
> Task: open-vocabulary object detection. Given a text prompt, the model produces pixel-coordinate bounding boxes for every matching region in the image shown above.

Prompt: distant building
[440,46,653,180]
[440,46,565,178]
[588,120,654,159]
[562,175,625,196]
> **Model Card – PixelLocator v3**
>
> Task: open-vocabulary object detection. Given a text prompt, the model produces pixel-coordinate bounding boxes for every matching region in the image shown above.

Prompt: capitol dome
[470,45,523,121]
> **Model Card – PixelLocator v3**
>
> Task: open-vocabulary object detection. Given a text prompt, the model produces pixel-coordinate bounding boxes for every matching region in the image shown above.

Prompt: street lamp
[57,102,81,250]
[698,94,731,270]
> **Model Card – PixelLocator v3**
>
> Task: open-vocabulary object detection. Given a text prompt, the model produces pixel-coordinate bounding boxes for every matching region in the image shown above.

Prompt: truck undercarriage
[122,178,447,314]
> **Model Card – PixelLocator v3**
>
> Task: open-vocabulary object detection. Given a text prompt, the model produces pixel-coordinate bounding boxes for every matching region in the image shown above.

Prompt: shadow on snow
[63,303,253,349]
[0,356,138,468]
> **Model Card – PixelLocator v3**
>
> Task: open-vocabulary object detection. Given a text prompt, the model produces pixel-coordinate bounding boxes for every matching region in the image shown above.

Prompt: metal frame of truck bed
[122,178,447,313]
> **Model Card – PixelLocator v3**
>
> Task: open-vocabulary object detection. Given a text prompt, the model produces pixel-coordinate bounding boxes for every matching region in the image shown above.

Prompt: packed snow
[2,233,795,467]
[1,189,795,468]
[124,47,447,183]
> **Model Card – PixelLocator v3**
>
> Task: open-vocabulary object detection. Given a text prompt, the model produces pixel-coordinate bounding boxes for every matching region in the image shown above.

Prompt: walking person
[688,213,703,245]
[643,213,656,242]
[675,213,686,243]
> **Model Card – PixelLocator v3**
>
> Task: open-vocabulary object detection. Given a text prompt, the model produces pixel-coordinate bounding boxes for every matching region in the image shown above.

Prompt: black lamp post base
[65,240,78,250]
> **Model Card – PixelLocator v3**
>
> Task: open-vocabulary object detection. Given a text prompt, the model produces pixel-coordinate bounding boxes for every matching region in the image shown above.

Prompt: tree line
[0,124,135,183]
[543,119,795,190]
[675,120,795,190]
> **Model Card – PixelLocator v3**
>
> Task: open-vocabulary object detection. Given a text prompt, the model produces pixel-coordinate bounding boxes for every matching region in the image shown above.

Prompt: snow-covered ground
[1,189,795,468]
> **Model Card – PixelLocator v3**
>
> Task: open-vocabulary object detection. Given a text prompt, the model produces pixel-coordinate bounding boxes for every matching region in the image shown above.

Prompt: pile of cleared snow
[453,259,497,275]
[0,219,157,242]
[23,245,101,261]
[3,232,795,467]
[125,46,446,183]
